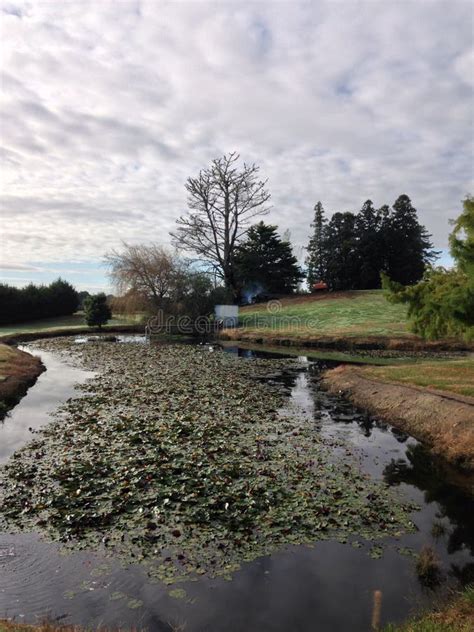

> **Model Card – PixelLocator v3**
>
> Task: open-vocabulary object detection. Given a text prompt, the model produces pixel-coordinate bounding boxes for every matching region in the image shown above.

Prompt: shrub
[83,294,112,329]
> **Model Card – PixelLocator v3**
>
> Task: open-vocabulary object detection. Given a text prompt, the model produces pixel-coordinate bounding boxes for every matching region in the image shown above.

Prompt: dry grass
[0,343,44,415]
[383,585,474,631]
[0,624,143,632]
[415,546,442,587]
[323,364,474,469]
[0,343,19,371]
[0,624,79,632]
[362,359,474,399]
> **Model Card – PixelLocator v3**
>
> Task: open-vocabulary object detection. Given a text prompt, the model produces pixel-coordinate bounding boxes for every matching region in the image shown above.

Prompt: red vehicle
[312,281,328,292]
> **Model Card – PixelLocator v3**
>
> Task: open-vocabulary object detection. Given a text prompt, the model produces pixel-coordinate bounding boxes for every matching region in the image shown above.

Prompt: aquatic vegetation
[0,340,417,585]
[431,522,448,539]
[416,546,442,587]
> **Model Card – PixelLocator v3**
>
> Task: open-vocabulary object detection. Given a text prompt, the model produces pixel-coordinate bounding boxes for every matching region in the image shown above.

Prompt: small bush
[83,294,112,329]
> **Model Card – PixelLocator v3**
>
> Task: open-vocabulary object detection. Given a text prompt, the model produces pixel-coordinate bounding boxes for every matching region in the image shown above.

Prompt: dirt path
[322,365,474,471]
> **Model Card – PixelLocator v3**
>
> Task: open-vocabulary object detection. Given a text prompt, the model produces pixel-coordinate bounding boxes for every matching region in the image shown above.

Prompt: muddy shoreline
[322,365,474,473]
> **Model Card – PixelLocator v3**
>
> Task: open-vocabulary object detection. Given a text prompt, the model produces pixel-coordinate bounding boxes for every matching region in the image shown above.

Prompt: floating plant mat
[0,339,417,585]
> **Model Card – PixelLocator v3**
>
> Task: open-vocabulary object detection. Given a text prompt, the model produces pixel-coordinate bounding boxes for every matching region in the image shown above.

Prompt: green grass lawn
[237,290,410,339]
[363,358,474,398]
[0,312,138,337]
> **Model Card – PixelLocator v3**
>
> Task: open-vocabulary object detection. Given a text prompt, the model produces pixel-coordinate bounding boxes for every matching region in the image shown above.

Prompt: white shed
[215,304,239,328]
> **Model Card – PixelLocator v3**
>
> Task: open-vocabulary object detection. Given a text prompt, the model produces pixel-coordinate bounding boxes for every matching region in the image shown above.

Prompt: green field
[363,358,474,398]
[0,312,138,337]
[237,290,410,339]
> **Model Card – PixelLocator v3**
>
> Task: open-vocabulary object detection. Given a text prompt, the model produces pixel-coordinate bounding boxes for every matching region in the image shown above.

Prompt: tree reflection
[384,443,474,556]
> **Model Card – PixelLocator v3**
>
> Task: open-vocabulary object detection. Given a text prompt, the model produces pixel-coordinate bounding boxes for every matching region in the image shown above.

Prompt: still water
[0,340,472,631]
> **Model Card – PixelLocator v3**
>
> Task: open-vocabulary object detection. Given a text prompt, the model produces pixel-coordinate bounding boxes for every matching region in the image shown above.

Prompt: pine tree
[84,293,112,329]
[449,195,474,277]
[354,200,384,289]
[385,195,437,285]
[306,202,328,289]
[234,222,304,294]
[376,204,392,274]
[383,196,474,341]
[325,212,358,290]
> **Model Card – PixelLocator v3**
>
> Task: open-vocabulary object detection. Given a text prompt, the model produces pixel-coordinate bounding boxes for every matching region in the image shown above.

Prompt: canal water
[0,339,472,631]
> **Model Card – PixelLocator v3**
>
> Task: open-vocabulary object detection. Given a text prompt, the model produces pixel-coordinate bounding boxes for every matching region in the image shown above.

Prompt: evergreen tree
[354,200,384,289]
[383,196,474,341]
[324,212,358,290]
[234,222,304,294]
[376,204,392,275]
[304,195,436,292]
[449,195,474,277]
[0,278,78,325]
[84,293,112,329]
[48,278,79,315]
[306,201,327,288]
[384,195,437,285]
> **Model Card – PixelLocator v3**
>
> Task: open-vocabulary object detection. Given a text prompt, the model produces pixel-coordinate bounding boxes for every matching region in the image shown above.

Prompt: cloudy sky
[1,0,472,292]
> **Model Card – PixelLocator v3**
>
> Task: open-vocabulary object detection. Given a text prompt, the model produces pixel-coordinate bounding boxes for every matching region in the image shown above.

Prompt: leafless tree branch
[170,152,271,297]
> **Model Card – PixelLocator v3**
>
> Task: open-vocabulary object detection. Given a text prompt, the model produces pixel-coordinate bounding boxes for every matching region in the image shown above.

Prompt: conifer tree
[354,200,383,289]
[306,202,328,288]
[325,212,358,290]
[383,196,473,340]
[234,222,304,294]
[84,293,112,329]
[384,195,437,285]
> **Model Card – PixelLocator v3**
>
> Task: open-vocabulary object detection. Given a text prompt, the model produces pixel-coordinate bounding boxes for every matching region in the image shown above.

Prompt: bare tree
[170,152,271,298]
[105,243,181,309]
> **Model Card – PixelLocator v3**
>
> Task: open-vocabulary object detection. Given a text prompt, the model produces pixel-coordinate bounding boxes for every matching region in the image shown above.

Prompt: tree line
[106,153,441,313]
[4,153,466,341]
[0,279,79,325]
[306,195,437,291]
[168,152,436,297]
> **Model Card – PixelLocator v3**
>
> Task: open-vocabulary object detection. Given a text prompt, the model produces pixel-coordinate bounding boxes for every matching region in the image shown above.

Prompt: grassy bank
[0,344,44,417]
[238,290,409,338]
[322,363,474,469]
[362,358,474,399]
[383,585,474,631]
[222,291,472,351]
[0,625,88,632]
[220,341,445,366]
[0,313,138,337]
[0,624,139,632]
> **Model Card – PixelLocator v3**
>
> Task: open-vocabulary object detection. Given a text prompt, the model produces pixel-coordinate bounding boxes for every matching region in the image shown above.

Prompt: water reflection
[384,443,474,559]
[0,347,94,464]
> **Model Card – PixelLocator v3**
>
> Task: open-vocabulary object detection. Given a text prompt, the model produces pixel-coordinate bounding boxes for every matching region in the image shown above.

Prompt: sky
[1,0,473,292]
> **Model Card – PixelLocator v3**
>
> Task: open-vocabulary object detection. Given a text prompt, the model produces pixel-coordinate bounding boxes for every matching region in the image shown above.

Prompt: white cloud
[0,0,472,275]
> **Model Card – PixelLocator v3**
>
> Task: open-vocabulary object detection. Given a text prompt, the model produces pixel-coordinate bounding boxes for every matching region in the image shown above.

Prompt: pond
[0,338,472,632]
